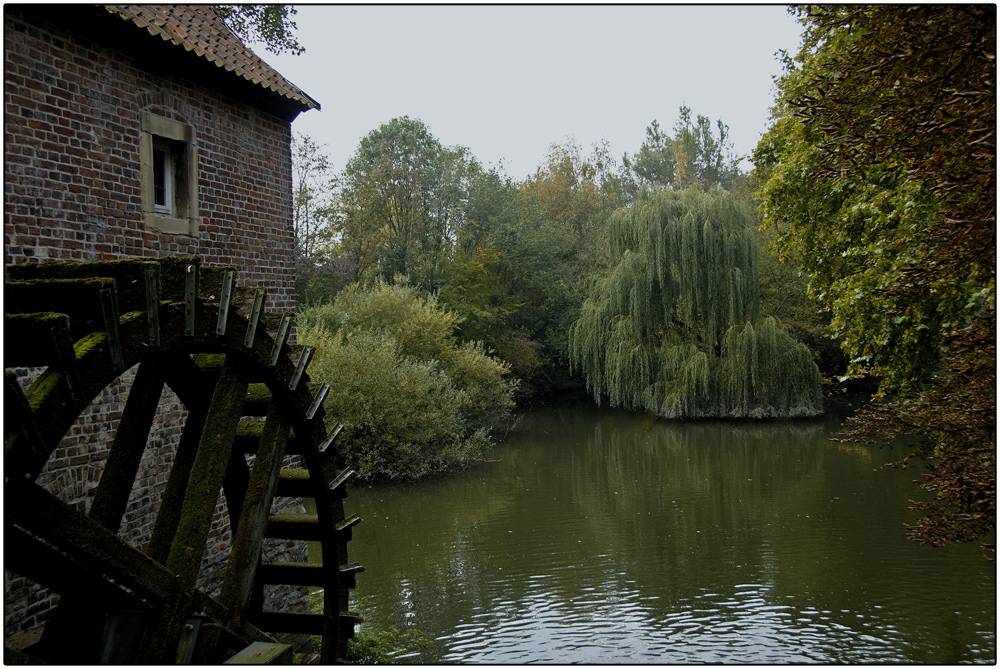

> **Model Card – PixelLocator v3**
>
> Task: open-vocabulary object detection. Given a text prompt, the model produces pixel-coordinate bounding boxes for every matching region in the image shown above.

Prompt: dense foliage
[289,107,838,478]
[754,5,995,551]
[212,5,304,55]
[570,187,822,418]
[338,116,478,292]
[299,281,516,481]
[752,220,845,378]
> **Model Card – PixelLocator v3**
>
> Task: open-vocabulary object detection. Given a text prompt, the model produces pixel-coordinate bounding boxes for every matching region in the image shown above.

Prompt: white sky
[262,4,805,181]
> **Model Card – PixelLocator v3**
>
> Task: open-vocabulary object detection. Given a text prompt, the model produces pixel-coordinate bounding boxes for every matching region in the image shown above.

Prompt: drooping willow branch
[570,187,823,419]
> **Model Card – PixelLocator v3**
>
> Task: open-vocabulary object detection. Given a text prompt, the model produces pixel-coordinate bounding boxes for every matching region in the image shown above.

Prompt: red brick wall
[4,8,308,645]
[4,7,298,310]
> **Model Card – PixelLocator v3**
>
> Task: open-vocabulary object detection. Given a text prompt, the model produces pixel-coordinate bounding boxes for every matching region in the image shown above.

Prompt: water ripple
[348,405,996,664]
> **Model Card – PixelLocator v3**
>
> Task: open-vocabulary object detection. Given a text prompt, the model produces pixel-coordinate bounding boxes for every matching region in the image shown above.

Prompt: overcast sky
[263,4,805,181]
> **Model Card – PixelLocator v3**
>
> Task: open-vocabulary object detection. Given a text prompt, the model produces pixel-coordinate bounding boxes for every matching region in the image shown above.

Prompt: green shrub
[440,339,516,433]
[300,280,516,481]
[303,279,458,360]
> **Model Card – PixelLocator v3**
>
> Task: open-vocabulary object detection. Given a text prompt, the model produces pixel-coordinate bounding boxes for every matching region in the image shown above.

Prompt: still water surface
[345,403,995,663]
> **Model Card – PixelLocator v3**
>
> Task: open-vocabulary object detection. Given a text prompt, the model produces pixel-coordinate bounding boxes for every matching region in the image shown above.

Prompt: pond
[344,402,995,663]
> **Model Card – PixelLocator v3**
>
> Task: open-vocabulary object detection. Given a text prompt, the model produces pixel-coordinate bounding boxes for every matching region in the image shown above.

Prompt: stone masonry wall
[3,8,307,644]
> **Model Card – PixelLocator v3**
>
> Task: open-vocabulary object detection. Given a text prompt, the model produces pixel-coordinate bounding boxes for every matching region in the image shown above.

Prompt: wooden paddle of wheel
[4,256,362,663]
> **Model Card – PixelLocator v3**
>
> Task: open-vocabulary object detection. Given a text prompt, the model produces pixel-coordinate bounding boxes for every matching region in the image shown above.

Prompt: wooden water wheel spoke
[223,444,252,535]
[6,478,179,605]
[25,360,170,660]
[4,370,49,472]
[220,402,291,619]
[4,521,145,613]
[162,351,219,407]
[142,355,251,662]
[4,257,362,664]
[145,401,210,566]
[163,355,249,576]
[4,518,158,664]
[89,360,168,532]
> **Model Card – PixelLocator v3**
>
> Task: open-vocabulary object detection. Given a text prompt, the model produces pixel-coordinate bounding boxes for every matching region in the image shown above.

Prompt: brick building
[4,4,320,648]
[4,4,317,294]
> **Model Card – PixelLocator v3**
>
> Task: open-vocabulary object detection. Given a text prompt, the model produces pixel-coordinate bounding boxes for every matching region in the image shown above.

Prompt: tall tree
[626,120,674,189]
[570,187,822,418]
[338,116,475,291]
[292,133,337,259]
[518,140,626,373]
[291,134,351,305]
[625,106,738,191]
[438,168,545,387]
[754,5,995,551]
[436,139,629,397]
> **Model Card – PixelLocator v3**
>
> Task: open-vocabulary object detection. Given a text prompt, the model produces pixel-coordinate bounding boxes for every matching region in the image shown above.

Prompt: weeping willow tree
[570,187,822,419]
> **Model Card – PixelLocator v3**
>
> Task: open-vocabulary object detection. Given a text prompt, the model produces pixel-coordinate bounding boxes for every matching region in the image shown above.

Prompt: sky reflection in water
[346,403,996,664]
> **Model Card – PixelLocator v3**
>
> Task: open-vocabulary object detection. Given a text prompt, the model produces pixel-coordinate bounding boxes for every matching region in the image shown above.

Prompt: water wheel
[4,256,361,663]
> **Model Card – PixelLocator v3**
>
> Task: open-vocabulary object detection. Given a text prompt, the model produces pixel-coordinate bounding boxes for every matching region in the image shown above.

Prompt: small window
[141,112,199,236]
[152,140,174,216]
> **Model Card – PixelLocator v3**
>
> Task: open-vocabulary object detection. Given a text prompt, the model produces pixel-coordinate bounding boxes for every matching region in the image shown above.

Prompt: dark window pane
[153,147,166,206]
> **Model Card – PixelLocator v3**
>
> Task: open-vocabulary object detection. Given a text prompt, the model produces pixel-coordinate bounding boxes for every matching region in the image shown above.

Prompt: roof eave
[25,5,318,121]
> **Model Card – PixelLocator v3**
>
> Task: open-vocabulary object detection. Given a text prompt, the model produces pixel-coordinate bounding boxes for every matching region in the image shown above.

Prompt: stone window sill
[145,213,199,236]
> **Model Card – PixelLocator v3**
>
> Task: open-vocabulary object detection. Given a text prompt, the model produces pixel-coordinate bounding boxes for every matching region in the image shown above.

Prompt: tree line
[293,106,836,479]
[293,108,836,383]
[290,6,994,555]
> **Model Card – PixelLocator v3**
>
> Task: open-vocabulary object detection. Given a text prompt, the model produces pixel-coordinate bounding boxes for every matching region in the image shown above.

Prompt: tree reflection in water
[346,404,996,664]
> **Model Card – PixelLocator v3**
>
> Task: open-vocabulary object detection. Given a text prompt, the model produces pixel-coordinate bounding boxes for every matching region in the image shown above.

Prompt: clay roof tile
[104,4,319,112]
